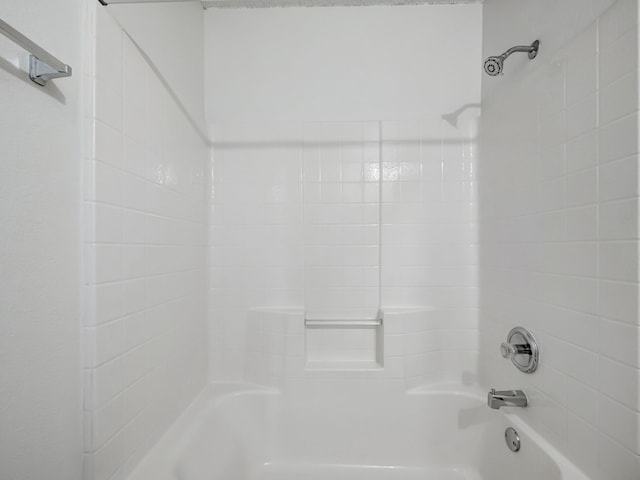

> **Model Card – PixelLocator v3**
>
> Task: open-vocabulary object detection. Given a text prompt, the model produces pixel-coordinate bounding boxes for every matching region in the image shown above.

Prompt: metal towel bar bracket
[0,18,72,86]
[29,55,72,86]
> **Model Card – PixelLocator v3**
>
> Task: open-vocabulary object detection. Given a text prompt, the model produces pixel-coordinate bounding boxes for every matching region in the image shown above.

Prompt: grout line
[595,19,602,466]
[378,120,383,309]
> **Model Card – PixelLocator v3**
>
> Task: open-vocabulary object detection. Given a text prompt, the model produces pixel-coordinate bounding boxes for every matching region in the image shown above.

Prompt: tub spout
[488,389,528,409]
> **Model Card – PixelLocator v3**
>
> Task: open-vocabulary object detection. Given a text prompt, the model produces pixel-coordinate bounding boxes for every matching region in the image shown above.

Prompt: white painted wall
[106,1,207,132]
[479,0,640,478]
[205,5,481,121]
[0,1,83,479]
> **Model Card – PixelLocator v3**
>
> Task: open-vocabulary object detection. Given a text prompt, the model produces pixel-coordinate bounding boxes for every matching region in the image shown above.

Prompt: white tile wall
[209,122,305,380]
[380,119,479,313]
[83,5,208,480]
[303,122,381,316]
[479,1,640,478]
[205,1,481,390]
[209,118,478,385]
[243,307,471,390]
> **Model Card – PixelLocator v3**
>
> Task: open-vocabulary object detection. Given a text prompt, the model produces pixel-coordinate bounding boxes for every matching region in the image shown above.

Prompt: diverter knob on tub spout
[500,327,539,373]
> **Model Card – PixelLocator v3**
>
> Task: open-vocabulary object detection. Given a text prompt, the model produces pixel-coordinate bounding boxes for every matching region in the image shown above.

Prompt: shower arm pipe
[498,43,539,61]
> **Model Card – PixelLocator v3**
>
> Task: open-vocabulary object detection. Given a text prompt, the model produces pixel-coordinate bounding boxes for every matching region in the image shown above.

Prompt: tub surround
[479,0,640,478]
[82,4,209,479]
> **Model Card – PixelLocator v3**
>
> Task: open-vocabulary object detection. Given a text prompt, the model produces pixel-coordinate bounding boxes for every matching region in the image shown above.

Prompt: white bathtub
[128,382,590,480]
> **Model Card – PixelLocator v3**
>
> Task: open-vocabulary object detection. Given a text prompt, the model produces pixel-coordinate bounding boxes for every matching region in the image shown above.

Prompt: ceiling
[202,0,482,8]
[103,0,481,8]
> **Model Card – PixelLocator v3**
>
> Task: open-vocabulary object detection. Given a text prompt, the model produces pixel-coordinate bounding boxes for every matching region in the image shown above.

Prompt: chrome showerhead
[484,56,504,76]
[483,40,540,76]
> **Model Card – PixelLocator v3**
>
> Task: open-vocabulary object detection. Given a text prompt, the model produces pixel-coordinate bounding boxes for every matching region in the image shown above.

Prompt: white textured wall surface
[83,5,209,480]
[204,5,481,121]
[479,0,640,478]
[0,1,84,479]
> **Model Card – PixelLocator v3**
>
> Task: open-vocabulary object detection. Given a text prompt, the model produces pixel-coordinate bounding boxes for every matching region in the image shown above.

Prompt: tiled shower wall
[478,0,640,478]
[244,307,461,389]
[209,123,304,379]
[83,5,208,480]
[302,122,381,316]
[205,4,482,384]
[209,118,478,382]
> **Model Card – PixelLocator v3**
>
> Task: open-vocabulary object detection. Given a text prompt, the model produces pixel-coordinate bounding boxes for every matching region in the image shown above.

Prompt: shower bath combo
[83,1,599,477]
[3,0,631,477]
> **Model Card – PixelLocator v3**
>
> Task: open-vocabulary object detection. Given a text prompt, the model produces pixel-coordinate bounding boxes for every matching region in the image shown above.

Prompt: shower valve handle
[500,342,532,359]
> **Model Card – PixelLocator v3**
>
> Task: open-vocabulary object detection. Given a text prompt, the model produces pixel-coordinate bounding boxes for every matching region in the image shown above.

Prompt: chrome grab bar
[304,312,383,327]
[0,18,72,86]
[304,319,382,327]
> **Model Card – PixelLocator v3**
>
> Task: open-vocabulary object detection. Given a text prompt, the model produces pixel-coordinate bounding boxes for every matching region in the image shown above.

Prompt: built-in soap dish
[304,310,384,370]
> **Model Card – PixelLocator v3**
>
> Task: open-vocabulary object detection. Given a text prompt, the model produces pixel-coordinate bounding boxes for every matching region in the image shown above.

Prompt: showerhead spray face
[484,56,504,76]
